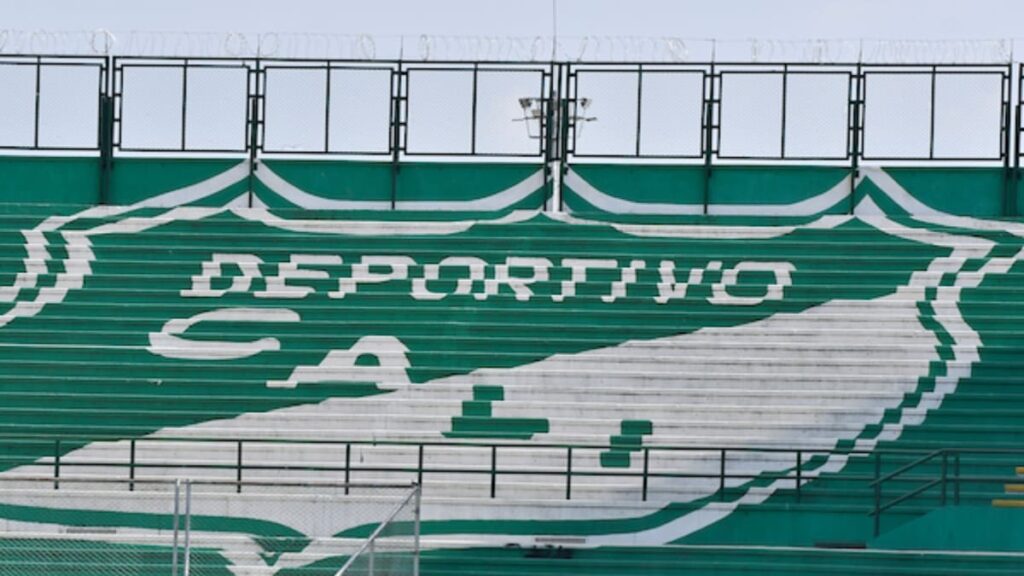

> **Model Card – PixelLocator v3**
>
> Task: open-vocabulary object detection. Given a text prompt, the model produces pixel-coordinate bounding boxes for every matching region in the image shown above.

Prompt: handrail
[868,447,1024,537]
[867,449,943,488]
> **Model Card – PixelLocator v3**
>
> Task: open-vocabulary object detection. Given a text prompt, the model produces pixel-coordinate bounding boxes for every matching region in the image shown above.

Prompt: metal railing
[868,447,1024,536]
[3,55,1024,212]
[5,434,944,504]
[0,55,1018,163]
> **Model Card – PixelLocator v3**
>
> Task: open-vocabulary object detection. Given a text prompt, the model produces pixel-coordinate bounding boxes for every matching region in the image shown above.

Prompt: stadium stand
[0,55,1022,574]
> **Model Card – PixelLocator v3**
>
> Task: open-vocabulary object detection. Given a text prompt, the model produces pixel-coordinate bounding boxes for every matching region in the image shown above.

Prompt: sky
[2,0,1022,41]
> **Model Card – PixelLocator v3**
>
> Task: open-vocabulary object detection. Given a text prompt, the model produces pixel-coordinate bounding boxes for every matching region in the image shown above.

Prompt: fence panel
[638,70,705,157]
[782,72,851,159]
[718,71,784,158]
[404,68,475,154]
[327,66,394,154]
[263,65,329,153]
[0,58,103,150]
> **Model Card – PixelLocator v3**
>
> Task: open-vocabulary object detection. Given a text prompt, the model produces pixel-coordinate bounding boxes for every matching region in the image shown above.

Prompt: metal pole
[565,446,572,500]
[796,450,802,502]
[98,58,115,205]
[53,439,60,490]
[183,480,192,576]
[941,451,948,506]
[129,439,136,491]
[873,453,881,537]
[719,449,727,501]
[702,65,716,215]
[172,479,180,576]
[236,440,243,494]
[417,444,424,488]
[390,63,404,210]
[850,64,862,214]
[413,484,421,576]
[368,539,375,576]
[246,59,261,209]
[641,448,649,502]
[954,453,961,505]
[345,443,351,495]
[490,445,497,498]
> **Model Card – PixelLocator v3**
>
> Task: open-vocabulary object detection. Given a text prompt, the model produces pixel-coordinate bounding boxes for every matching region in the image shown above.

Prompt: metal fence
[0,55,1021,166]
[0,475,420,576]
[10,435,958,505]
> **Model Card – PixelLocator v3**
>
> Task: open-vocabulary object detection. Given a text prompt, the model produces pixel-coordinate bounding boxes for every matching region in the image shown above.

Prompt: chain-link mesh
[0,477,182,576]
[0,477,418,576]
[335,485,420,576]
[182,481,419,576]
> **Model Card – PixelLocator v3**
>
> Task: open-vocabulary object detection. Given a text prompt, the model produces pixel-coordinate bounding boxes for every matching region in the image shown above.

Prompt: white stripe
[565,169,850,216]
[255,162,391,210]
[396,169,545,211]
[131,161,249,209]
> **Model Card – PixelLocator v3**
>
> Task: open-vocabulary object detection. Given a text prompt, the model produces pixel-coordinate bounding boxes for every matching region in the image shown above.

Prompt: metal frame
[712,64,857,161]
[27,433,951,505]
[113,56,254,154]
[869,447,1024,536]
[567,63,710,160]
[859,64,1010,162]
[401,62,549,157]
[0,55,106,151]
[0,56,1013,167]
[0,56,1019,215]
[258,60,399,155]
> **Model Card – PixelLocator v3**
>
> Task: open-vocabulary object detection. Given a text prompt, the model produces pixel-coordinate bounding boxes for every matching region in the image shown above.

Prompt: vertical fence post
[98,56,115,205]
[642,448,650,502]
[565,447,573,500]
[129,439,136,492]
[873,452,882,537]
[183,480,192,576]
[53,439,60,490]
[390,63,404,210]
[413,484,421,576]
[1003,64,1014,217]
[954,452,961,505]
[796,450,802,503]
[543,62,557,211]
[558,81,571,212]
[850,63,863,214]
[1012,63,1021,217]
[941,451,948,506]
[33,56,41,149]
[345,443,351,495]
[236,440,243,494]
[490,445,497,499]
[172,479,180,576]
[702,64,716,215]
[246,58,261,209]
[417,444,424,488]
[719,449,727,501]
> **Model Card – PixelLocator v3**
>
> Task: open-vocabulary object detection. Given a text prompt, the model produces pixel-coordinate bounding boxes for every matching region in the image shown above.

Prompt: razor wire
[0,29,1017,63]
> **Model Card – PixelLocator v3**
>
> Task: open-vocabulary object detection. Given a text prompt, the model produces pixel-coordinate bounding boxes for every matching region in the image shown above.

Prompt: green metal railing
[869,447,1024,536]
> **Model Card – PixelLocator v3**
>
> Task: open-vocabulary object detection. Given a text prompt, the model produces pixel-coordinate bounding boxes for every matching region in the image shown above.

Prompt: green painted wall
[107,157,247,206]
[0,156,100,205]
[566,164,705,211]
[257,159,392,209]
[709,165,849,208]
[257,160,546,210]
[884,167,1009,218]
